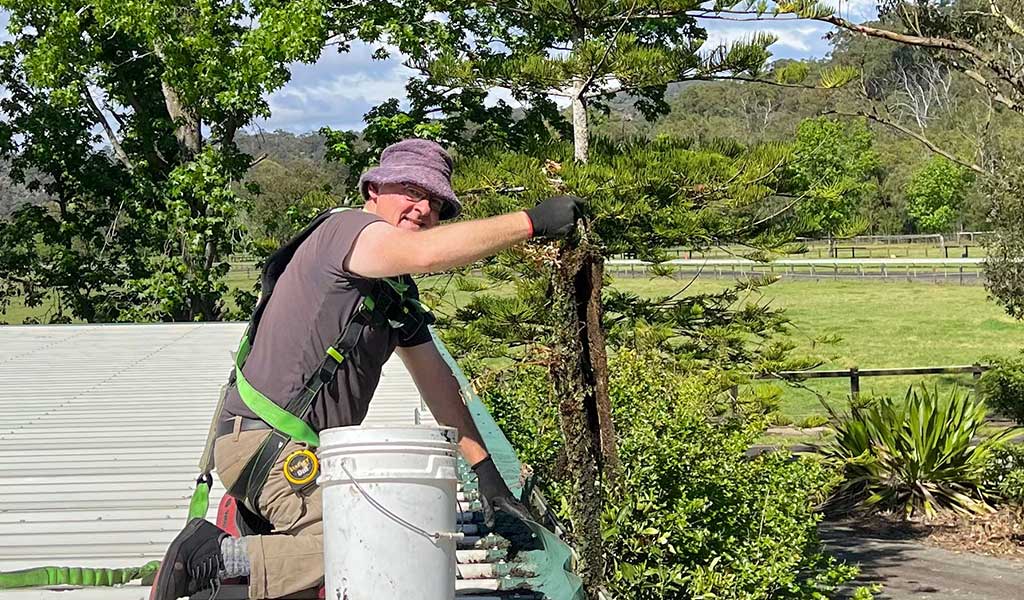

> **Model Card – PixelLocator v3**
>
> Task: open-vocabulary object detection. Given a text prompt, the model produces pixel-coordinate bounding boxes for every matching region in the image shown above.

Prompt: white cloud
[256,43,417,132]
[704,24,823,53]
[823,0,878,20]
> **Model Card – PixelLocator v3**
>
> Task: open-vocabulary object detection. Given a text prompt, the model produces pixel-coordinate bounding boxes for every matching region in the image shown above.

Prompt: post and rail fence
[731,363,991,400]
[604,257,986,284]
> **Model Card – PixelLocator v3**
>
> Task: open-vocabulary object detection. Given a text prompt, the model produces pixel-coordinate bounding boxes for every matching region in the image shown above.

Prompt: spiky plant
[824,385,1020,517]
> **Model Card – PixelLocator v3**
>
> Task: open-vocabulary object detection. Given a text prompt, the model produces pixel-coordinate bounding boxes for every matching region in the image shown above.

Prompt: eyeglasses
[402,184,445,214]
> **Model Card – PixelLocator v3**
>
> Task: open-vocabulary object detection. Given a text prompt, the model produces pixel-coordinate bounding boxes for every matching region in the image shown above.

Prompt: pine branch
[822,109,988,175]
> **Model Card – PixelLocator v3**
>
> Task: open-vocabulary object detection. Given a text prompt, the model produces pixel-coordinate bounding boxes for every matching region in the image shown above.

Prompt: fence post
[972,362,983,396]
[850,367,860,399]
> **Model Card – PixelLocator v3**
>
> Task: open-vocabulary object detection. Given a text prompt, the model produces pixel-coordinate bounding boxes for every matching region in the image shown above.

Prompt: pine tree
[322,4,855,591]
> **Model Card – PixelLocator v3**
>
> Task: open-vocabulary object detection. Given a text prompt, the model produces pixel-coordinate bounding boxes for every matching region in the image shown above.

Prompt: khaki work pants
[214,419,324,599]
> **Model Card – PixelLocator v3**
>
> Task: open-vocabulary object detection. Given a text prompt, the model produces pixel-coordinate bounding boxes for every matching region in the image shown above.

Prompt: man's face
[365,183,442,231]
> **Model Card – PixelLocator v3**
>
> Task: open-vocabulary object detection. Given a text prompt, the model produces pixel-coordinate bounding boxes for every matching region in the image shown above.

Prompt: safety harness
[189,207,434,528]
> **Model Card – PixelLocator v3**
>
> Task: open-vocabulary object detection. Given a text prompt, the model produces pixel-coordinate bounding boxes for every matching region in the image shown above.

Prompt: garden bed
[835,509,1024,561]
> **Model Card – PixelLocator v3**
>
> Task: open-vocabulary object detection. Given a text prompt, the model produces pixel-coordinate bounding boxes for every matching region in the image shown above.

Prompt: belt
[216,416,274,438]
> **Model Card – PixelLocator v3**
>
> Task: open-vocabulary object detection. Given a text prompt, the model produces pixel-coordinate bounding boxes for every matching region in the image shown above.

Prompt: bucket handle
[337,460,465,542]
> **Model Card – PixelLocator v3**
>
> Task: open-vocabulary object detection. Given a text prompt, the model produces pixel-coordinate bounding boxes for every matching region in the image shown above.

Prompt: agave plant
[824,385,1019,518]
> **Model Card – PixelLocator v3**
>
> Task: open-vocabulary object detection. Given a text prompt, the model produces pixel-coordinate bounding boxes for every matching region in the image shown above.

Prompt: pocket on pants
[214,429,272,490]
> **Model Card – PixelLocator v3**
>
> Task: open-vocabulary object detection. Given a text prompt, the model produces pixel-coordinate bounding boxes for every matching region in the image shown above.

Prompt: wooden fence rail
[749,363,990,399]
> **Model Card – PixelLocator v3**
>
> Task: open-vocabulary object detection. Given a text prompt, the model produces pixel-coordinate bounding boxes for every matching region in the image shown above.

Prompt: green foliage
[983,442,1024,506]
[798,414,830,429]
[475,349,856,599]
[979,355,1024,424]
[239,159,345,248]
[0,0,330,322]
[824,385,1018,517]
[323,0,857,167]
[851,584,883,600]
[905,157,972,233]
[984,161,1024,320]
[790,117,879,241]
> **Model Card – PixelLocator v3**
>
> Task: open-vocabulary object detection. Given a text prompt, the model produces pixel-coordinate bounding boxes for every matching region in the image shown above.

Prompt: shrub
[798,414,830,429]
[825,385,1017,517]
[770,413,795,427]
[983,443,1024,505]
[979,356,1024,424]
[480,349,857,599]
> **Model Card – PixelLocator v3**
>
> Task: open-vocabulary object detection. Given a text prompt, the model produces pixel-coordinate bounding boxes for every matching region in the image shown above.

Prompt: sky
[0,1,879,135]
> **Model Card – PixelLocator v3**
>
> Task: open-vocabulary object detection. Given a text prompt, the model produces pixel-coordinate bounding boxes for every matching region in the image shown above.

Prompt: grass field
[609,277,1022,420]
[4,267,1021,423]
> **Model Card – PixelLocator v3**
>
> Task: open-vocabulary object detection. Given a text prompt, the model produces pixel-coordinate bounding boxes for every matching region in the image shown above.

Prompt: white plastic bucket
[318,425,460,600]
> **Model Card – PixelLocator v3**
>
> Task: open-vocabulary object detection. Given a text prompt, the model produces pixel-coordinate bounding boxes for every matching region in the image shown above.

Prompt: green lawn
[611,277,1023,419]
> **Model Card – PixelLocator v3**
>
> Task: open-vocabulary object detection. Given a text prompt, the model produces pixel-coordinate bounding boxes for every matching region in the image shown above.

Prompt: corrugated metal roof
[0,323,569,599]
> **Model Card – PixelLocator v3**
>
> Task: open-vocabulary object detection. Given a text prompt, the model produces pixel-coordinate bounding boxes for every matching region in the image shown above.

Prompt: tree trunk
[571,80,589,163]
[160,80,202,157]
[548,231,617,595]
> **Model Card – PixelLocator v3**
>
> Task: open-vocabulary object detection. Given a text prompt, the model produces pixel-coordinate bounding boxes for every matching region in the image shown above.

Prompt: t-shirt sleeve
[398,279,435,348]
[317,210,386,280]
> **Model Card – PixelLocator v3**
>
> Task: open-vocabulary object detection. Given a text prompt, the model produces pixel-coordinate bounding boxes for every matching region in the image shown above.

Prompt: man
[152,139,582,600]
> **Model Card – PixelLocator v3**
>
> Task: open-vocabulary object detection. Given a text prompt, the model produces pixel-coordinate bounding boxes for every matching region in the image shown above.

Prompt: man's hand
[525,195,584,238]
[472,456,532,527]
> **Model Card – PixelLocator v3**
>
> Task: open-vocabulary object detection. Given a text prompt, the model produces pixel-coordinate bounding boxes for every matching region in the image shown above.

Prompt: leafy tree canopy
[906,156,973,233]
[0,0,330,322]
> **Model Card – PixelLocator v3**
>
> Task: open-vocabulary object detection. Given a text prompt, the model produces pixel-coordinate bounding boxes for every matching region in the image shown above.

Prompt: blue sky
[0,2,878,134]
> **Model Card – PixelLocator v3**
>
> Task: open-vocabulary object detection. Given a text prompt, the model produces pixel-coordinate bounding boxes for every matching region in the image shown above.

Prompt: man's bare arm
[345,195,582,278]
[396,341,488,465]
[345,212,532,279]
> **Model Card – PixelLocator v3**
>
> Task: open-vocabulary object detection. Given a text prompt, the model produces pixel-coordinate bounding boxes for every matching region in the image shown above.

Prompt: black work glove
[472,456,532,528]
[524,195,584,238]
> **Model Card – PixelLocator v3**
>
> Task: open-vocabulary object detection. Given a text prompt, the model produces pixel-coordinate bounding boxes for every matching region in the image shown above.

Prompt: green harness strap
[231,278,431,449]
[234,333,320,447]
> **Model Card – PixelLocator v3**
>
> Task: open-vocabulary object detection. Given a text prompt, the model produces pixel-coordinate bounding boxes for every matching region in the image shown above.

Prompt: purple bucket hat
[358,138,462,221]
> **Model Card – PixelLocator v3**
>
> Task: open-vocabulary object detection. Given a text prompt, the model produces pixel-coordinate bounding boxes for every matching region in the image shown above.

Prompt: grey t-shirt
[222,210,433,432]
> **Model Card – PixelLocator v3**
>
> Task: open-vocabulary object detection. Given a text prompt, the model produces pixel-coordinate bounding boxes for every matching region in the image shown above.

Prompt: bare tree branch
[694,75,818,89]
[955,63,1022,112]
[823,109,988,175]
[81,85,133,171]
[990,0,1024,37]
[578,0,638,96]
[248,152,269,169]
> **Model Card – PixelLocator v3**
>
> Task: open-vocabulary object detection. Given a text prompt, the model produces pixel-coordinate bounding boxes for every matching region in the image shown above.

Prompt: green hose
[0,561,160,589]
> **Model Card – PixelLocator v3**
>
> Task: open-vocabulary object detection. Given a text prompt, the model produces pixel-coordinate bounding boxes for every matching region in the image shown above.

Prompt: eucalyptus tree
[0,0,332,321]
